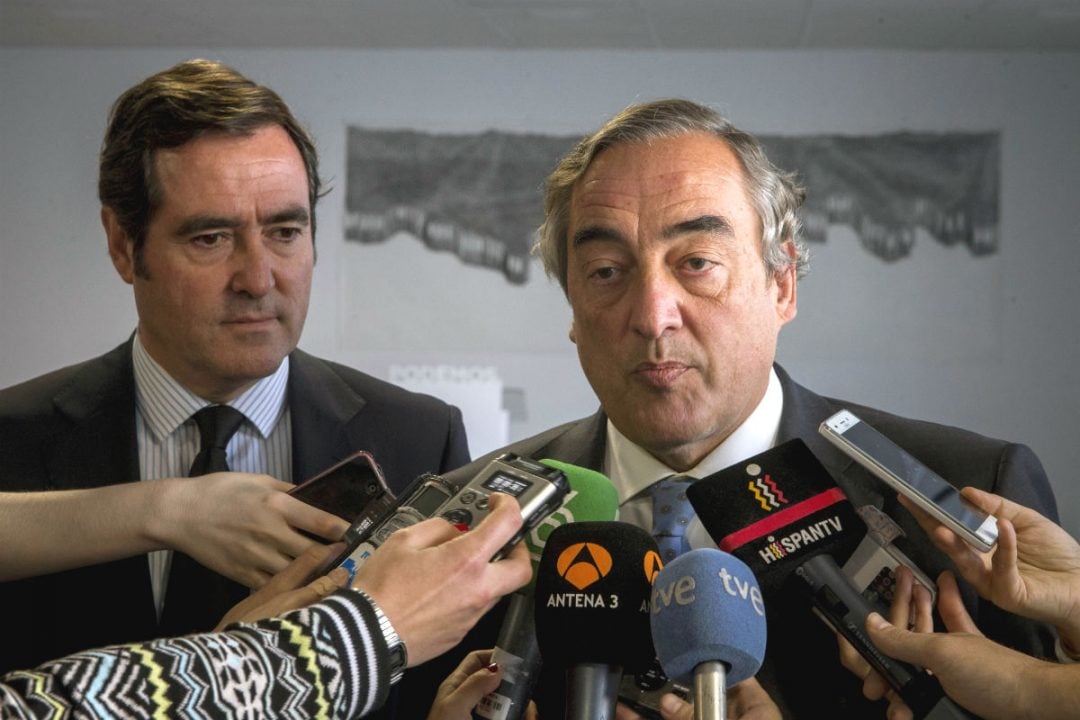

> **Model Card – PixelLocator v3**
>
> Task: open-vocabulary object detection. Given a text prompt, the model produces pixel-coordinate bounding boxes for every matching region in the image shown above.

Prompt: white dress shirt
[604,367,784,550]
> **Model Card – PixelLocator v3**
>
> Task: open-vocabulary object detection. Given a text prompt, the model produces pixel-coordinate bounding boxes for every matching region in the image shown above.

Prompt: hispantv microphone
[650,549,767,720]
[534,522,661,720]
[688,439,972,720]
[473,461,620,720]
[686,439,863,593]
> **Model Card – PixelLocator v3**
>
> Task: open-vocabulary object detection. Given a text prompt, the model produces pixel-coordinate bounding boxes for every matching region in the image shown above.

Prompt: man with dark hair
[425,98,1059,719]
[0,59,470,673]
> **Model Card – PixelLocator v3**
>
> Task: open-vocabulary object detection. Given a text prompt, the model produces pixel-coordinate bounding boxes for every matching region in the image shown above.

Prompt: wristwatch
[355,589,408,684]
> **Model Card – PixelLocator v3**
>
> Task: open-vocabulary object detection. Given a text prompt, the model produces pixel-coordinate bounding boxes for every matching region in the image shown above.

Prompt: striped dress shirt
[131,334,293,618]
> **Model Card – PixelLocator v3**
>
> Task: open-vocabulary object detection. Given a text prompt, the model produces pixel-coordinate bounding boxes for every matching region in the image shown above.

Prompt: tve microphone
[651,549,767,720]
[534,522,661,720]
[474,461,619,720]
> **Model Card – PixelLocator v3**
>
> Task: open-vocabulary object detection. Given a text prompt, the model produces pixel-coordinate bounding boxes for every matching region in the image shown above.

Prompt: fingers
[660,692,695,720]
[936,572,981,635]
[262,542,342,594]
[865,612,921,664]
[428,650,500,720]
[278,496,351,543]
[453,493,525,559]
[989,517,1021,592]
[216,564,350,631]
[910,582,934,634]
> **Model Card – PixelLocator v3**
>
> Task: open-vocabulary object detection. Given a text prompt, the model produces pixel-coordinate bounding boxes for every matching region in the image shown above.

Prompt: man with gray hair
[423,98,1058,718]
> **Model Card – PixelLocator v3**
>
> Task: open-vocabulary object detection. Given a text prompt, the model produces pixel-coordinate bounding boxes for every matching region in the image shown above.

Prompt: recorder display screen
[483,472,532,497]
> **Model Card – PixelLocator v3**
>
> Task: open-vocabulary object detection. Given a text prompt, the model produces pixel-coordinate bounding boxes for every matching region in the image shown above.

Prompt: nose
[629,266,684,340]
[229,236,275,298]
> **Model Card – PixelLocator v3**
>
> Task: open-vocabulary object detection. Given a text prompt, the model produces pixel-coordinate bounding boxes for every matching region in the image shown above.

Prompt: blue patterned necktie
[648,475,696,563]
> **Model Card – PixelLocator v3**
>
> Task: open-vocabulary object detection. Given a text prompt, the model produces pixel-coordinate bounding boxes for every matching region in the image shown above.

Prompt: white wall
[1,48,1077,537]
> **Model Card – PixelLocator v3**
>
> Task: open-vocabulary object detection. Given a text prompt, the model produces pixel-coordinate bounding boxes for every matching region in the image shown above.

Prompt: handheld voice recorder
[320,453,570,578]
[819,410,998,552]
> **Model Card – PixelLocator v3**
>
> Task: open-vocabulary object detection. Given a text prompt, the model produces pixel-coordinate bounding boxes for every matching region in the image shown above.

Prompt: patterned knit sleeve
[0,588,390,719]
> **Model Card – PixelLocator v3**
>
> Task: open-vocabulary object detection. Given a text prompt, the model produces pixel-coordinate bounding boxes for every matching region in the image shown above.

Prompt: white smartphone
[819,409,998,552]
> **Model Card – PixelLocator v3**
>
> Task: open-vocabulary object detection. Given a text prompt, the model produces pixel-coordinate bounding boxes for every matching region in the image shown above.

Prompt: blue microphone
[650,549,768,720]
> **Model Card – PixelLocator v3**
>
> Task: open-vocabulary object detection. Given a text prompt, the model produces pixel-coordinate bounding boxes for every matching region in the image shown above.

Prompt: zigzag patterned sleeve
[0,588,391,719]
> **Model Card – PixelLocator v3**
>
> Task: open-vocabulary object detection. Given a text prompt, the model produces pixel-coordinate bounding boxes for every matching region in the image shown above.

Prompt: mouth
[632,361,690,388]
[223,315,279,328]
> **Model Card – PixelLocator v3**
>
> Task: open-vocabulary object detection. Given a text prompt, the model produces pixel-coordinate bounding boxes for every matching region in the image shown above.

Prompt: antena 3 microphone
[534,522,661,720]
[474,462,619,720]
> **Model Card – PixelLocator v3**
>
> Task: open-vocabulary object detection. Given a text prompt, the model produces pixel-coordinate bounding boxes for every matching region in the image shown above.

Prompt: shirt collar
[604,367,784,504]
[132,333,290,441]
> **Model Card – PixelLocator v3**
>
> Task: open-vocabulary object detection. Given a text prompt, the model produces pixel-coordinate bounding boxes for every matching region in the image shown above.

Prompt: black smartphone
[288,450,394,525]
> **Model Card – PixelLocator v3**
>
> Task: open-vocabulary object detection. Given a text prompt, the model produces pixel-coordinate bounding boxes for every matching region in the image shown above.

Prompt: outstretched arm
[0,473,349,587]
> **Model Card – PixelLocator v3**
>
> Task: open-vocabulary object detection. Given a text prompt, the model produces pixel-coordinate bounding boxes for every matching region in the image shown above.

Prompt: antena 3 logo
[546,542,625,610]
[745,463,788,512]
[556,542,612,590]
[643,550,663,584]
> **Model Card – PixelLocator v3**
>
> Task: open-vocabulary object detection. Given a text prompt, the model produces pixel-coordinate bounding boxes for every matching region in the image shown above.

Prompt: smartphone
[288,450,395,525]
[819,409,998,552]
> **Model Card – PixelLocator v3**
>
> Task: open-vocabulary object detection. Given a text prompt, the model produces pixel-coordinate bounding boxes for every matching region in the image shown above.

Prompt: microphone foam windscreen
[687,439,863,591]
[534,521,660,673]
[650,549,767,686]
[515,460,620,591]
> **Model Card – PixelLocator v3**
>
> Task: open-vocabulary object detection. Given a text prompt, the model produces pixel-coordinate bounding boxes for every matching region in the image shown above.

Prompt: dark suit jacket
[0,339,470,673]
[398,364,1058,719]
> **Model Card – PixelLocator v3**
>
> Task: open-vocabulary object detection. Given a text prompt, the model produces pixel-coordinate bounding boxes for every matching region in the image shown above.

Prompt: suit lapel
[287,349,367,482]
[48,341,140,490]
[538,411,608,472]
[774,364,885,511]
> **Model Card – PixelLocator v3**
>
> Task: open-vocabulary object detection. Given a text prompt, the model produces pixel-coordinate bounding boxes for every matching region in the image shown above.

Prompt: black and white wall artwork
[345,128,1000,286]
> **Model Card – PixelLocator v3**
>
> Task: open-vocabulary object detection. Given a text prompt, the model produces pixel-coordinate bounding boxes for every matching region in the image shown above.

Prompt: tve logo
[652,560,765,618]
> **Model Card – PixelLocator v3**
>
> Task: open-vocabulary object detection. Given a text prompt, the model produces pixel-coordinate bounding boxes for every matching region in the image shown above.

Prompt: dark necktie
[160,405,249,636]
[648,475,696,563]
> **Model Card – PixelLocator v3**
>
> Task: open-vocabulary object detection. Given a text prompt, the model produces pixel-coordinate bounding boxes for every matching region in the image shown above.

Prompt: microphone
[650,549,767,720]
[534,521,661,720]
[687,439,971,720]
[474,461,619,720]
[686,439,864,593]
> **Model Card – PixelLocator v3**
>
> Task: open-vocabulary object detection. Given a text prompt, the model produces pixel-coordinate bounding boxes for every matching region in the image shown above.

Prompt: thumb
[865,612,924,665]
[437,663,502,719]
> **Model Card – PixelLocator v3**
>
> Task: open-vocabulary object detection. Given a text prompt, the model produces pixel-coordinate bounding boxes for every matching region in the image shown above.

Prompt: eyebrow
[173,205,311,237]
[663,214,734,239]
[571,214,734,248]
[571,225,624,248]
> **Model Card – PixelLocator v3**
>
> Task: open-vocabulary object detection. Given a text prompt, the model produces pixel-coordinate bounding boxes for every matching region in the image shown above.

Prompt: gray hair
[535,98,809,293]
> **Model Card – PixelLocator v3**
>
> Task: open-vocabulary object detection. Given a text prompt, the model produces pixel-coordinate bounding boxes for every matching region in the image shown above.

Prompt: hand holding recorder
[865,566,1080,720]
[357,492,533,667]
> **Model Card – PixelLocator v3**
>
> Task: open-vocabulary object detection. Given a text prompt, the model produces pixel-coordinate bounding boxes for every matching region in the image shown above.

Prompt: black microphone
[687,439,973,720]
[473,462,620,720]
[534,521,660,720]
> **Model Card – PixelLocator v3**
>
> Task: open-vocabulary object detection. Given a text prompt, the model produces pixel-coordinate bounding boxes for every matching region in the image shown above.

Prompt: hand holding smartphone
[819,410,998,552]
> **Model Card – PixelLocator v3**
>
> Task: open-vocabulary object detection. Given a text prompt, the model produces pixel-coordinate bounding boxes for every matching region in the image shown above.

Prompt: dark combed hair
[98,59,323,273]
